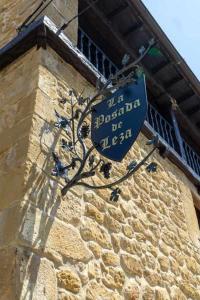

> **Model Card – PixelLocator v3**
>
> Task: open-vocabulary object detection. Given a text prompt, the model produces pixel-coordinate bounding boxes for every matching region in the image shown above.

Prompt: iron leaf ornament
[49,39,161,201]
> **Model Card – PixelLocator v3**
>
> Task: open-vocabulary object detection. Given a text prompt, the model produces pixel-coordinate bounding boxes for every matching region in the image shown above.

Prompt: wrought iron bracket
[50,40,159,201]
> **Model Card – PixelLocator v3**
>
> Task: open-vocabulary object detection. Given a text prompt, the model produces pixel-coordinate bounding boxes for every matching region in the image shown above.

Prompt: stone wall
[1,45,200,299]
[0,0,78,48]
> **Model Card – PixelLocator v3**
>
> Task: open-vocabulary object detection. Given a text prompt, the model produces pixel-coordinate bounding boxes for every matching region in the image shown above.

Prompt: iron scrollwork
[50,39,160,201]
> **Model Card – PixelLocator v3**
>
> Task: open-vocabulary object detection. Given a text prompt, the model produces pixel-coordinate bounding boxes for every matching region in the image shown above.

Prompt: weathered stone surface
[108,206,125,223]
[146,244,158,257]
[142,286,154,300]
[85,203,104,224]
[19,206,92,263]
[143,253,156,269]
[120,237,142,256]
[58,292,80,300]
[158,255,169,272]
[170,259,180,276]
[159,241,170,256]
[86,281,120,300]
[171,287,187,300]
[102,251,120,266]
[102,267,125,290]
[185,257,200,274]
[128,219,145,233]
[88,242,102,259]
[123,282,140,300]
[17,249,57,300]
[121,254,142,276]
[180,281,199,299]
[56,192,83,225]
[104,214,121,233]
[80,219,112,249]
[122,225,133,238]
[155,288,170,300]
[120,201,136,217]
[88,261,101,280]
[75,263,89,286]
[0,247,16,299]
[57,269,81,293]
[111,234,120,253]
[170,250,185,266]
[83,192,106,211]
[144,270,163,286]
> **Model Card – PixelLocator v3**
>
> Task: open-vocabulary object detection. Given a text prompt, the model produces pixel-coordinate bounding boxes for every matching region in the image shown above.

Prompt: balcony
[78,27,200,178]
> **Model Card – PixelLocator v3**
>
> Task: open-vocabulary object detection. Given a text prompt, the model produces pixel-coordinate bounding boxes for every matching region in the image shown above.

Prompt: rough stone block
[123,281,140,300]
[122,225,133,238]
[102,251,119,266]
[144,270,163,286]
[19,205,92,263]
[57,269,81,294]
[158,256,169,272]
[102,267,125,290]
[85,203,104,224]
[104,214,121,233]
[80,219,112,249]
[142,286,154,300]
[83,192,106,212]
[88,261,101,280]
[108,206,125,223]
[120,237,142,256]
[0,247,17,300]
[121,254,143,276]
[86,281,120,300]
[87,242,102,259]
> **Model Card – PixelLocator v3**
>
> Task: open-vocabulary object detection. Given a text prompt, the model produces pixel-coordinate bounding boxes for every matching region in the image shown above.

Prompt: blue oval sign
[91,76,148,162]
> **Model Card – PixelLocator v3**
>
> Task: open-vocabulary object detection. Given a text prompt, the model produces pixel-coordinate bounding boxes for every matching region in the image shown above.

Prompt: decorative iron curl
[51,39,160,201]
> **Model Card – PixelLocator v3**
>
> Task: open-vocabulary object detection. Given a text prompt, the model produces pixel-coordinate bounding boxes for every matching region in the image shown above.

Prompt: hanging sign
[91,76,148,161]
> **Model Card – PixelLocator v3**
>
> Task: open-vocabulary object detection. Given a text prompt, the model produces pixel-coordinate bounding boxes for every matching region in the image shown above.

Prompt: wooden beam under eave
[151,60,170,75]
[123,23,143,38]
[106,3,129,19]
[179,95,198,111]
[164,76,183,90]
[186,104,200,117]
[177,91,195,104]
[84,0,167,98]
[190,110,200,123]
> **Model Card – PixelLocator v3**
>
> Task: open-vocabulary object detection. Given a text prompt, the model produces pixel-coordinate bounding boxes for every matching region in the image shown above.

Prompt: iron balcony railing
[78,28,118,79]
[77,27,200,177]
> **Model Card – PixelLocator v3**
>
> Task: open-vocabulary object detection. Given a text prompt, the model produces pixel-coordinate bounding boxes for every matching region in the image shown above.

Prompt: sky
[142,0,200,80]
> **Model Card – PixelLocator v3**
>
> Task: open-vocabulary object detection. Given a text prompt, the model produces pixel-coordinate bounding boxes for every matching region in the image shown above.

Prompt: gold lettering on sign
[111,110,118,120]
[112,136,118,145]
[105,115,111,123]
[118,95,124,103]
[100,129,132,151]
[133,99,140,108]
[107,98,115,109]
[112,121,123,132]
[125,129,132,139]
[118,107,125,116]
[94,99,141,129]
[95,114,104,129]
[101,137,111,151]
[119,132,125,144]
[125,102,133,112]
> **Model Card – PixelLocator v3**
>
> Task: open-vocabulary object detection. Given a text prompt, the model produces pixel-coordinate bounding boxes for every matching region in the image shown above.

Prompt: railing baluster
[192,152,199,174]
[88,40,92,62]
